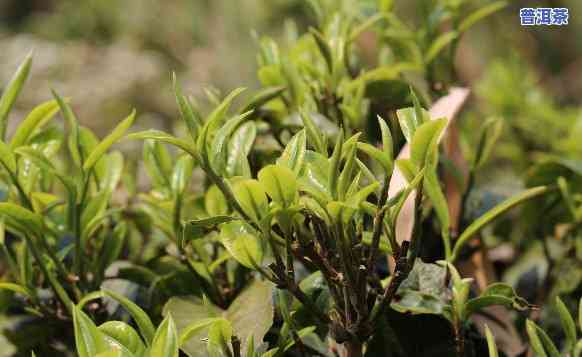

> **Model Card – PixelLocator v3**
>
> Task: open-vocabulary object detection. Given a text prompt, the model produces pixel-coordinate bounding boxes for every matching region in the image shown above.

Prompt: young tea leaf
[0,51,32,140]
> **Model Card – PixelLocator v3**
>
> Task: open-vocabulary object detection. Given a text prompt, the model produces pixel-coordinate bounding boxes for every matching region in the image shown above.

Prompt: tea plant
[0,0,580,356]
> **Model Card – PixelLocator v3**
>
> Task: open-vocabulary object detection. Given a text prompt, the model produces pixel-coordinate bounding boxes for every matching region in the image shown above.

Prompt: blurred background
[0,0,580,138]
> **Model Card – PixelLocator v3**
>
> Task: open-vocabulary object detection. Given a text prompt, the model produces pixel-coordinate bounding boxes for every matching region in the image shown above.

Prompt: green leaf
[0,51,32,140]
[378,115,393,162]
[225,122,256,178]
[529,320,561,357]
[239,86,286,114]
[459,1,508,33]
[328,130,344,199]
[0,203,43,234]
[277,130,306,175]
[424,163,450,257]
[309,28,333,73]
[165,279,273,357]
[473,117,503,169]
[0,140,17,174]
[425,31,458,64]
[452,186,548,261]
[464,283,530,318]
[555,296,577,352]
[101,151,124,193]
[357,142,393,174]
[84,110,136,172]
[219,221,263,269]
[98,321,146,356]
[0,282,32,298]
[205,185,229,216]
[102,290,156,345]
[171,155,195,194]
[148,315,179,357]
[484,324,498,357]
[181,216,237,247]
[179,318,221,347]
[526,320,548,357]
[396,107,429,143]
[299,151,331,204]
[211,110,253,174]
[73,305,109,357]
[127,130,197,158]
[10,100,59,148]
[207,318,233,356]
[258,165,298,208]
[410,118,446,168]
[232,179,268,223]
[299,112,326,155]
[173,73,202,140]
[52,89,82,167]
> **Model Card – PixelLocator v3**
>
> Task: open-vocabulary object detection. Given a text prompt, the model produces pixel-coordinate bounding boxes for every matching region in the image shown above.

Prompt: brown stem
[344,339,363,357]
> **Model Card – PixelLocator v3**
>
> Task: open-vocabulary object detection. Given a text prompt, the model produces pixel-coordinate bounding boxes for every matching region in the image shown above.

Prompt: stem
[345,339,363,357]
[365,176,392,274]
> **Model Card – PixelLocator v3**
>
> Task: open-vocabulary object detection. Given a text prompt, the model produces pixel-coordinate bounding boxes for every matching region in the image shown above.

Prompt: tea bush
[0,1,580,357]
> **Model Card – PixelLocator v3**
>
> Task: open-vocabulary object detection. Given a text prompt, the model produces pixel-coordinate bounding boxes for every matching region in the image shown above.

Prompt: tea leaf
[357,142,392,174]
[425,31,458,64]
[10,100,59,148]
[149,315,179,357]
[233,179,268,223]
[211,110,253,174]
[484,324,498,357]
[171,155,195,194]
[277,129,306,175]
[299,111,326,154]
[52,89,82,166]
[220,221,263,269]
[328,130,344,199]
[84,110,136,172]
[555,296,577,352]
[179,318,220,347]
[173,73,202,140]
[239,85,286,114]
[0,282,33,298]
[127,130,197,158]
[0,139,17,175]
[0,203,43,234]
[98,321,146,356]
[452,186,548,261]
[207,318,233,356]
[102,290,156,345]
[0,51,32,140]
[226,121,256,177]
[459,1,508,33]
[181,216,237,247]
[73,305,109,357]
[258,165,298,208]
[410,118,446,168]
[309,28,333,73]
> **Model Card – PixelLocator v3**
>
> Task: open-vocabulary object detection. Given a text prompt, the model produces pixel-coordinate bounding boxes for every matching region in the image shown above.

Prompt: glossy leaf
[127,130,197,158]
[452,186,548,261]
[232,179,268,223]
[98,321,146,356]
[0,140,17,173]
[410,118,446,168]
[73,305,109,357]
[239,85,286,114]
[148,315,179,357]
[0,51,32,140]
[555,296,577,352]
[277,129,306,175]
[219,221,263,269]
[171,155,195,194]
[102,290,156,345]
[484,324,498,357]
[84,110,136,172]
[0,203,43,234]
[10,100,59,148]
[425,31,458,64]
[258,165,297,208]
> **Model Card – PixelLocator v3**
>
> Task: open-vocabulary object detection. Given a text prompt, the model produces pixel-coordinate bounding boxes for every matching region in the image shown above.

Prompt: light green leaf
[232,179,268,223]
[0,51,32,140]
[73,305,109,357]
[459,1,508,33]
[205,185,229,216]
[328,130,344,199]
[102,290,156,345]
[239,86,286,114]
[148,315,179,357]
[396,107,430,143]
[226,121,256,178]
[220,221,263,269]
[0,282,32,298]
[127,130,197,158]
[0,139,17,174]
[473,117,503,169]
[10,100,59,148]
[299,112,326,155]
[84,110,136,172]
[310,28,333,73]
[378,115,393,162]
[425,31,458,64]
[555,296,577,352]
[484,324,498,357]
[173,73,202,140]
[181,216,237,247]
[210,110,253,174]
[171,155,194,194]
[357,142,392,174]
[452,186,548,261]
[258,165,297,208]
[52,89,82,167]
[207,318,233,356]
[0,203,43,234]
[277,129,306,175]
[410,118,446,168]
[98,321,146,356]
